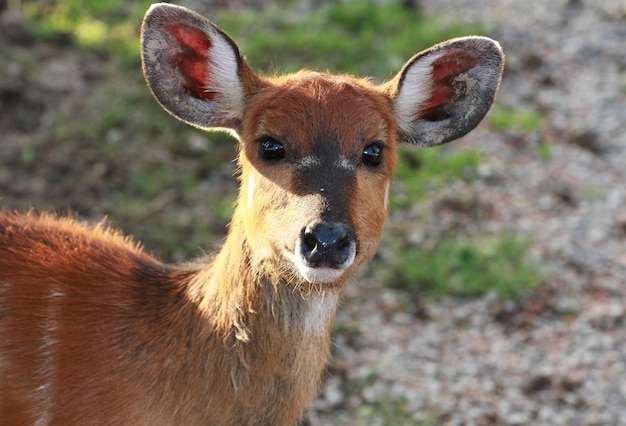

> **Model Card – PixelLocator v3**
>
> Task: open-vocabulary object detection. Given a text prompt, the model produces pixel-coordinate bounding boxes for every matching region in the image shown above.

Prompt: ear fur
[141,3,262,134]
[387,37,504,147]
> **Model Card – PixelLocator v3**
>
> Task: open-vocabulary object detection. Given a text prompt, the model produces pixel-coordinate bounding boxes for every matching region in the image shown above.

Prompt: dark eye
[259,137,285,161]
[362,143,383,166]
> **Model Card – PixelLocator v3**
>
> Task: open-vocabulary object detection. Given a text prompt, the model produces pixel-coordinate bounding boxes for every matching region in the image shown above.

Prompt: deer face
[238,74,398,286]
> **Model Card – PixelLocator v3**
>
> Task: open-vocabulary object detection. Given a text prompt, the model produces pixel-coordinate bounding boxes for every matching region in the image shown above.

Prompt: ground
[1,1,626,425]
[311,1,626,424]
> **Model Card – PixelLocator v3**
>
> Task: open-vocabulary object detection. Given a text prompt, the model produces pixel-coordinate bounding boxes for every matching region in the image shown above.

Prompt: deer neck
[187,210,340,360]
[181,213,339,421]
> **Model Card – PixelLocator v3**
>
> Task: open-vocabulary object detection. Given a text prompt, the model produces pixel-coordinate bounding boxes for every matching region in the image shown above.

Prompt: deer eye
[259,137,285,161]
[362,142,383,167]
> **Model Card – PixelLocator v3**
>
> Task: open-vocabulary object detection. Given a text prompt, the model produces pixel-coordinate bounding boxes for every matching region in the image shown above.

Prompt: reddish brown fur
[0,209,340,425]
[0,3,503,425]
[0,76,398,426]
[239,72,398,280]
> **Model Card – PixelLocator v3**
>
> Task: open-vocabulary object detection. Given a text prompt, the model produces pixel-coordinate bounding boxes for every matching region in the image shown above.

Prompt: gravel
[309,1,626,424]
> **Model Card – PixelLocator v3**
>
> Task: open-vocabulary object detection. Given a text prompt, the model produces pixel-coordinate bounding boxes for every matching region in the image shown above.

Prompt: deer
[0,3,503,425]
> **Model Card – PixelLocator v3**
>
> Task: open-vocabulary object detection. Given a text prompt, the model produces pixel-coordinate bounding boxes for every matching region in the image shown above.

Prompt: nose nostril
[302,231,318,251]
[336,235,350,251]
[299,222,355,269]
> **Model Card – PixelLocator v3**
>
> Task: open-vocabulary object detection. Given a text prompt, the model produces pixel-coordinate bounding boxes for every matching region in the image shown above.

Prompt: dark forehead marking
[291,130,357,220]
[292,148,355,193]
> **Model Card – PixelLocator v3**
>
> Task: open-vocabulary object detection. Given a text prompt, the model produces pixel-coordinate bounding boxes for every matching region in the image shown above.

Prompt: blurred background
[1,0,625,424]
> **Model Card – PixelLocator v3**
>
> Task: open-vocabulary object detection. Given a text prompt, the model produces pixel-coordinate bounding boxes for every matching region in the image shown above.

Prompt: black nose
[300,222,354,268]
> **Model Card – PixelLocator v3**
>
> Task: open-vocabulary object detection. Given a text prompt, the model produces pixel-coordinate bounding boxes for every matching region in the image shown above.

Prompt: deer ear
[388,37,504,147]
[141,3,261,134]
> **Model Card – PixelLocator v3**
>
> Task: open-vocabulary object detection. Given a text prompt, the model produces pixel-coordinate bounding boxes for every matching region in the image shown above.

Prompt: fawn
[0,3,503,425]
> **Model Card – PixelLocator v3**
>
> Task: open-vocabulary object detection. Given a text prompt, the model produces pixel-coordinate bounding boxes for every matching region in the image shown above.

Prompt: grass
[355,396,430,426]
[391,145,484,210]
[22,0,152,67]
[383,234,544,300]
[319,367,436,425]
[489,104,552,160]
[489,105,546,135]
[216,0,485,79]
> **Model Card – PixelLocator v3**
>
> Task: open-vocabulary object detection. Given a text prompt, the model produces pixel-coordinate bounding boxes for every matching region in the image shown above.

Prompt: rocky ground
[1,0,625,425]
[309,1,626,424]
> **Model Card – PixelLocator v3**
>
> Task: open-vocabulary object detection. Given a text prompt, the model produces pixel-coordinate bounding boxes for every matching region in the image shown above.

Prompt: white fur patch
[33,288,64,426]
[393,51,444,135]
[204,24,245,122]
[384,180,390,210]
[336,157,355,171]
[295,265,346,284]
[294,156,321,172]
[247,174,255,209]
[290,239,356,284]
[302,292,339,336]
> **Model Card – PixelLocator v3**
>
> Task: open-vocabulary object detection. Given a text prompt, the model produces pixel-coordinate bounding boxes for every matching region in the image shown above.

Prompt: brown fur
[0,76,396,426]
[0,3,503,425]
[0,211,336,425]
[239,72,398,277]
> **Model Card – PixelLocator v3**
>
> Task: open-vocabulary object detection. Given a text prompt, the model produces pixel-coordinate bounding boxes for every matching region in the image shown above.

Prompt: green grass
[216,0,485,79]
[355,396,430,425]
[22,0,484,77]
[22,0,153,67]
[489,105,552,160]
[391,145,484,210]
[384,234,544,300]
[489,106,546,135]
[536,141,553,161]
[320,367,438,425]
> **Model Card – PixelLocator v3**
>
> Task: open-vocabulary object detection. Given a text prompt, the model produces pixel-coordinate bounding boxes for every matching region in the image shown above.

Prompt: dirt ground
[310,1,626,424]
[2,1,626,425]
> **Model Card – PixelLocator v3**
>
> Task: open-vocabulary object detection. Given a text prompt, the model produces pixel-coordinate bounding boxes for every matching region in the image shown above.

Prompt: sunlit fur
[0,72,398,426]
[238,71,397,289]
[0,3,503,425]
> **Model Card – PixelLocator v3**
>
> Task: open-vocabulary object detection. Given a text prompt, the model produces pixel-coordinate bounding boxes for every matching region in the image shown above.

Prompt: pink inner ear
[167,24,219,101]
[418,50,480,121]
